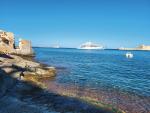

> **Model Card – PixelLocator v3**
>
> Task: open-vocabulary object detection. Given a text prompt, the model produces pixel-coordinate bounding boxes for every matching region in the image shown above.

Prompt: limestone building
[0,30,15,53]
[119,44,150,51]
[137,45,150,50]
[0,29,33,55]
[16,39,33,55]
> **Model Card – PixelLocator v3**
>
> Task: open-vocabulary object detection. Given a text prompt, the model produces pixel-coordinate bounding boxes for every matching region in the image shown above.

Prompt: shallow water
[34,48,150,113]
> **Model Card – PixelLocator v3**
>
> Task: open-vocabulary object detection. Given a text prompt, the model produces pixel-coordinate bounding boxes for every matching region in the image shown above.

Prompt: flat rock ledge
[0,54,56,86]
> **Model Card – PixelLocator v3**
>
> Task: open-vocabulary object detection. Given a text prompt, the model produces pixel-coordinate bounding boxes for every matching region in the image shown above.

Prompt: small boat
[126,52,133,58]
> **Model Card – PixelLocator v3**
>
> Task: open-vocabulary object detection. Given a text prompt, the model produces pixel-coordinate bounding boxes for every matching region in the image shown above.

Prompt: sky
[0,0,150,48]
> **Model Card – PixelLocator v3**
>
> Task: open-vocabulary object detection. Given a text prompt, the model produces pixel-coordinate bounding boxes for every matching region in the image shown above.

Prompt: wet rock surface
[0,54,56,80]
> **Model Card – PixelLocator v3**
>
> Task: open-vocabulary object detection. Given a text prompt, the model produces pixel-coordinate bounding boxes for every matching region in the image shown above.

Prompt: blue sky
[0,0,150,48]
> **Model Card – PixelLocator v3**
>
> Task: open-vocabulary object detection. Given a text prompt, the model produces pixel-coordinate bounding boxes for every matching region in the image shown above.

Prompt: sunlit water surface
[34,48,150,113]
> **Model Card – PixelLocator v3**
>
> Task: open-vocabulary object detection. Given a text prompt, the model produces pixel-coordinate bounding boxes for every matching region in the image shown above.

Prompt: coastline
[118,47,150,51]
[0,54,122,113]
[0,54,56,87]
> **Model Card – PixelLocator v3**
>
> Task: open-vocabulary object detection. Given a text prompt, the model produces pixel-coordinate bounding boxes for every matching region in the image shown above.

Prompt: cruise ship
[51,45,60,48]
[78,41,103,50]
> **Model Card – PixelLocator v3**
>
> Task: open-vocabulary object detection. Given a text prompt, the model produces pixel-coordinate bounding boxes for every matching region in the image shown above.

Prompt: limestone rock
[0,30,33,55]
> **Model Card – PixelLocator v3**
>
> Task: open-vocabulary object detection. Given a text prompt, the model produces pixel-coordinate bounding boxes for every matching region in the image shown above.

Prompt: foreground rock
[0,54,56,86]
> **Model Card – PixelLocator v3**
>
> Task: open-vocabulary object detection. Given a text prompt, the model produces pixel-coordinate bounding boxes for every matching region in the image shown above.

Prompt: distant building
[137,45,150,50]
[0,29,33,55]
[119,44,150,51]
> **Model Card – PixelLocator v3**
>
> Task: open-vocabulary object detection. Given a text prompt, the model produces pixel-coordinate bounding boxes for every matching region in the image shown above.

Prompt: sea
[34,48,150,113]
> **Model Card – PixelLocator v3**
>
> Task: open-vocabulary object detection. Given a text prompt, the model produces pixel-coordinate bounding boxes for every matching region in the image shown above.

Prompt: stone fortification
[0,29,33,55]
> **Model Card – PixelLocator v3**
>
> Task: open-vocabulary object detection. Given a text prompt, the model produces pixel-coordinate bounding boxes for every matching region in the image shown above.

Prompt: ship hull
[78,47,103,50]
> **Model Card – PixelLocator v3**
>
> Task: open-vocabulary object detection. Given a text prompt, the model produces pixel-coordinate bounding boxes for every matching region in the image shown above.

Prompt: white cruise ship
[51,45,60,48]
[78,42,103,50]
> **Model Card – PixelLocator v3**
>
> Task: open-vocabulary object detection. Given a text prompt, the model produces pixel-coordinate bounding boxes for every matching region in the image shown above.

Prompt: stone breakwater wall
[119,45,150,51]
[0,29,33,55]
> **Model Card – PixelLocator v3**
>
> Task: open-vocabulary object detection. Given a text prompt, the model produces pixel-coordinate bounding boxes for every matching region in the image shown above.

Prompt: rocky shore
[0,54,117,113]
[0,54,56,87]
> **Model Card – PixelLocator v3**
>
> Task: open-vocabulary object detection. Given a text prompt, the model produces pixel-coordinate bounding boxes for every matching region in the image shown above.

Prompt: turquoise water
[34,48,150,112]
